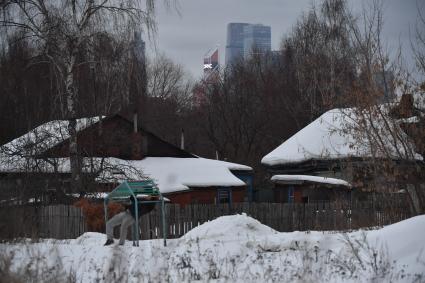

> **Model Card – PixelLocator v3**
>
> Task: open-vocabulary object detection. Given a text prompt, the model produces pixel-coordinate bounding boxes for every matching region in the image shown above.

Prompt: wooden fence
[140,198,412,239]
[0,198,413,240]
[0,204,86,239]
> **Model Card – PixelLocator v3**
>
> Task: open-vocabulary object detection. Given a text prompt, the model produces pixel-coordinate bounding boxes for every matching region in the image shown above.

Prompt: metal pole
[134,198,139,247]
[133,194,139,247]
[104,197,109,235]
[161,196,167,247]
[125,182,139,247]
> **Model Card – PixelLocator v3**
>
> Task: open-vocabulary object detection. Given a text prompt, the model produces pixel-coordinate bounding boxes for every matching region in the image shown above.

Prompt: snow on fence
[0,198,412,240]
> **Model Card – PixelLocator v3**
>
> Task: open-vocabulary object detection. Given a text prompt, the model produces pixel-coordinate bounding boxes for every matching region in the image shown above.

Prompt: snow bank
[1,215,424,282]
[182,213,277,240]
[365,215,425,270]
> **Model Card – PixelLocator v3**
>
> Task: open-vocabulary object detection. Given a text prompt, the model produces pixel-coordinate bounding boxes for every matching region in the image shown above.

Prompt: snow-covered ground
[1,214,424,282]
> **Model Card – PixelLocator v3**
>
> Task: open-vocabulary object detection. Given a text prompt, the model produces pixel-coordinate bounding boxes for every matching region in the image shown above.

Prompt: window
[288,186,294,203]
[217,188,232,204]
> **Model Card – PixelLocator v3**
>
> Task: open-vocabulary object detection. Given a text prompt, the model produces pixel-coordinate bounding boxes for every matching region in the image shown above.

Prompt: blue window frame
[288,186,294,203]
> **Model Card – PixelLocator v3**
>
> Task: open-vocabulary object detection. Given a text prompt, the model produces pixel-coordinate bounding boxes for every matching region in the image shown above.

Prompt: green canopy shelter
[104,180,167,247]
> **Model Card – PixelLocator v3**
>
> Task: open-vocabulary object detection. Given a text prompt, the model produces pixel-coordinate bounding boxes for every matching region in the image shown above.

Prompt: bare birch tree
[0,0,157,192]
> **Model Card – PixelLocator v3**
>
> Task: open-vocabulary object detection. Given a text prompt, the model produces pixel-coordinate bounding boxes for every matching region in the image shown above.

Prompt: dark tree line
[0,32,146,144]
[1,0,424,197]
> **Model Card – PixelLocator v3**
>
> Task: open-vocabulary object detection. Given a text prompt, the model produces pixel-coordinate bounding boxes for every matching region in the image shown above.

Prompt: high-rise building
[194,48,220,107]
[225,23,271,66]
[243,24,271,59]
[130,31,147,112]
[133,31,146,62]
[373,70,395,102]
[225,23,250,66]
[203,48,219,77]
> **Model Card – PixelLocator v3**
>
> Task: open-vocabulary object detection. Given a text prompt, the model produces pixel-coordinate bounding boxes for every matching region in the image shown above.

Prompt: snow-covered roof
[262,108,422,167]
[0,115,252,194]
[0,156,252,194]
[100,157,251,194]
[0,117,102,157]
[271,175,351,187]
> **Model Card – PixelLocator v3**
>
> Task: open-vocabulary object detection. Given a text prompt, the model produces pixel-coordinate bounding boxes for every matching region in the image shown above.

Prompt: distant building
[243,24,271,59]
[130,31,147,110]
[373,71,395,102]
[133,31,146,63]
[193,48,221,107]
[225,23,271,66]
[225,23,250,66]
[203,48,219,78]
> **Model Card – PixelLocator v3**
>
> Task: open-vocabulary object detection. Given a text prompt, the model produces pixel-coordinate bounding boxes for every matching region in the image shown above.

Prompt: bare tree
[0,0,157,192]
[139,54,192,144]
[412,1,425,87]
[283,0,356,120]
[338,0,425,214]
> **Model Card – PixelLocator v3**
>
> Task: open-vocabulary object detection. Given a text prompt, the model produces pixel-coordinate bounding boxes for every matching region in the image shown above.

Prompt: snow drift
[1,214,424,282]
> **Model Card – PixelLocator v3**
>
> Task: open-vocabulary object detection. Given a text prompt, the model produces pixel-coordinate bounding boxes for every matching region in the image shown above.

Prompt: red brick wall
[165,187,246,206]
[165,191,192,204]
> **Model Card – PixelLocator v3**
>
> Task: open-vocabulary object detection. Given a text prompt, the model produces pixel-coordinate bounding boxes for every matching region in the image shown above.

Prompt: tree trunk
[65,53,81,193]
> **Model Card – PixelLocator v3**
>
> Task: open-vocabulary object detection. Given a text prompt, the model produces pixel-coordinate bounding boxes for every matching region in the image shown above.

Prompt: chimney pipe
[180,129,185,150]
[133,112,138,133]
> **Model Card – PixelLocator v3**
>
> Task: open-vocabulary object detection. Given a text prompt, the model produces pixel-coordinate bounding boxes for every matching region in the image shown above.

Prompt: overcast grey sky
[147,0,420,79]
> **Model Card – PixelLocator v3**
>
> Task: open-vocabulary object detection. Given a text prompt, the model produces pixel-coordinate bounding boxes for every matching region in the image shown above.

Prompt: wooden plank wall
[0,198,412,240]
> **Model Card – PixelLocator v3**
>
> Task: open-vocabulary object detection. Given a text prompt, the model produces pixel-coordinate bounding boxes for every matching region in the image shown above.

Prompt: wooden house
[0,114,253,206]
[261,106,424,203]
[271,175,351,203]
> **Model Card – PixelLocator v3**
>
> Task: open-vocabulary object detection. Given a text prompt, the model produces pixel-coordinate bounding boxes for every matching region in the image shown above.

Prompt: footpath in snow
[1,214,424,282]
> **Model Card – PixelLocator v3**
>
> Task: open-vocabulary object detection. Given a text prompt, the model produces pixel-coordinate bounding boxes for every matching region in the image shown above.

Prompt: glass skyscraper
[243,24,271,59]
[225,23,250,66]
[225,23,271,66]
